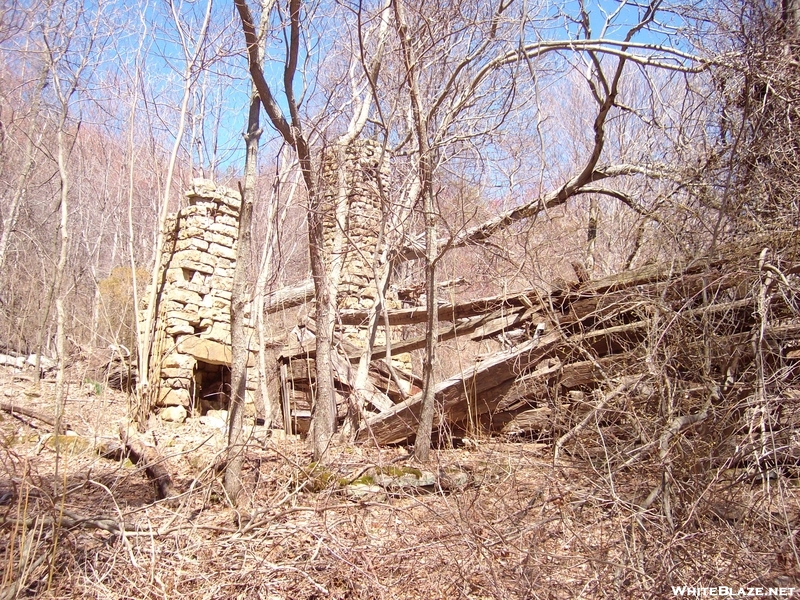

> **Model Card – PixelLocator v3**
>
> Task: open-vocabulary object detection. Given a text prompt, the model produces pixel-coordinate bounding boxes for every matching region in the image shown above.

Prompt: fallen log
[0,402,69,433]
[118,425,176,501]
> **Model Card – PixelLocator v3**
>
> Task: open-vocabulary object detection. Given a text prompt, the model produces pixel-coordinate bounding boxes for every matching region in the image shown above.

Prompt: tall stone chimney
[141,179,258,414]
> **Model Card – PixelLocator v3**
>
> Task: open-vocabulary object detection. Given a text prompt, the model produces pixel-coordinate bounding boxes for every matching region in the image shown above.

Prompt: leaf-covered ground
[0,364,797,599]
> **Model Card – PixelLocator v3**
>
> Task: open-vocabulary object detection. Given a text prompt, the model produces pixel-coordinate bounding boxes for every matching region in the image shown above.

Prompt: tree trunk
[307,180,338,461]
[0,67,47,279]
[393,0,438,462]
[235,0,337,461]
[225,86,261,504]
[586,196,599,274]
[253,161,297,429]
[53,124,70,453]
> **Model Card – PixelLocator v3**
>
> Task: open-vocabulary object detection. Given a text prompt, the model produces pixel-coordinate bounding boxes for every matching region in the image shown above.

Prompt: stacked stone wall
[321,140,411,372]
[141,179,258,412]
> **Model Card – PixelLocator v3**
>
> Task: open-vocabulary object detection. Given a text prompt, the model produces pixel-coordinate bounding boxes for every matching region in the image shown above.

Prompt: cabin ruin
[140,160,800,447]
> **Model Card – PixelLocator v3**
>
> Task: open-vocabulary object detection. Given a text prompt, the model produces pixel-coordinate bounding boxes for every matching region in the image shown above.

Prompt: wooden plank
[264,280,314,314]
[369,308,540,361]
[367,314,489,361]
[500,407,553,435]
[281,308,538,362]
[280,362,293,435]
[283,240,800,446]
[338,290,545,326]
[357,330,562,445]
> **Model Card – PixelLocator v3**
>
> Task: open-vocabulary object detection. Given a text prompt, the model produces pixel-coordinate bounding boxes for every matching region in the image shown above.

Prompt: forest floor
[0,363,798,599]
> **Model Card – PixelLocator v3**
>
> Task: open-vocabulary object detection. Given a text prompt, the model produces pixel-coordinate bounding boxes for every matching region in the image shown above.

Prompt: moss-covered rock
[343,483,384,499]
[371,465,436,490]
[298,462,339,492]
[44,435,91,454]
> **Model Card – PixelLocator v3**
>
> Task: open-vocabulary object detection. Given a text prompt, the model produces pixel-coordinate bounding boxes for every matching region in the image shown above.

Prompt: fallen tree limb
[0,402,68,433]
[554,380,633,463]
[118,424,176,501]
[0,509,130,534]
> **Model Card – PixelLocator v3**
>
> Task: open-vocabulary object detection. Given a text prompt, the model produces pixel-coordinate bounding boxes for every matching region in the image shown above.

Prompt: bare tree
[0,66,47,279]
[382,0,709,457]
[391,0,439,462]
[235,0,341,461]
[39,0,106,446]
[225,0,273,504]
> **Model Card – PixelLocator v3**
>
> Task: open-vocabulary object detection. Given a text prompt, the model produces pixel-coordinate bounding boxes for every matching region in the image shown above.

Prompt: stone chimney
[320,140,411,372]
[141,179,258,414]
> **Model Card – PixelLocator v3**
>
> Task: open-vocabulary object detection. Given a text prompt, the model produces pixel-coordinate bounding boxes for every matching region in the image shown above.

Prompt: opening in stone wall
[194,360,230,415]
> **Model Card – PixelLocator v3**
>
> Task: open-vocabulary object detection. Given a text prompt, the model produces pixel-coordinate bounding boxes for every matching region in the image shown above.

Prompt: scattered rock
[0,354,25,369]
[438,467,470,490]
[371,465,437,491]
[95,439,125,460]
[343,484,385,499]
[26,354,56,371]
[43,435,91,454]
[363,464,470,493]
[160,405,187,423]
[206,409,228,421]
[199,410,227,430]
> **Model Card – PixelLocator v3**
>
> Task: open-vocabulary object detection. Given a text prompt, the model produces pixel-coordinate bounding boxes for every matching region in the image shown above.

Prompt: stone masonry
[145,147,413,420]
[141,179,257,413]
[321,140,411,372]
[321,139,390,312]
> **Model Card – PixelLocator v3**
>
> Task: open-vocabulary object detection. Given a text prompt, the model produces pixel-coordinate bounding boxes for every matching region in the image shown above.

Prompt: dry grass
[0,364,797,599]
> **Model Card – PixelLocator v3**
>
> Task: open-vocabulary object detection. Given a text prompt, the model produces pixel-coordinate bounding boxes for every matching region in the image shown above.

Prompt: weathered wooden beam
[264,279,315,314]
[357,330,562,445]
[282,308,538,362]
[499,407,553,435]
[467,354,632,428]
[369,308,540,361]
[338,290,544,326]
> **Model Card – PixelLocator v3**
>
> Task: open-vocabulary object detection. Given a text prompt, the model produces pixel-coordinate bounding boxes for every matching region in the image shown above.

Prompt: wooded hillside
[0,0,798,597]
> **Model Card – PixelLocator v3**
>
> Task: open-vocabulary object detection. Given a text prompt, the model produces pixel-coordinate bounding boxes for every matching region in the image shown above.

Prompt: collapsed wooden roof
[279,233,800,445]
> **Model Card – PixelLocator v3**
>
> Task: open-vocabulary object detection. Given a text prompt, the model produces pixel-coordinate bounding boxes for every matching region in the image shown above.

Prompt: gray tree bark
[235,0,337,461]
[393,0,438,463]
[225,86,261,504]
